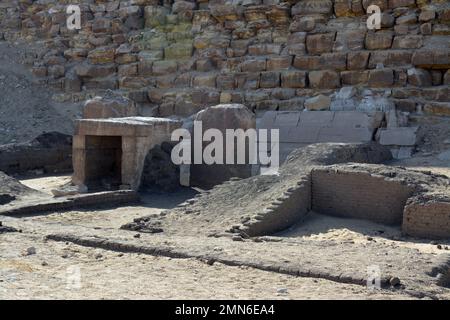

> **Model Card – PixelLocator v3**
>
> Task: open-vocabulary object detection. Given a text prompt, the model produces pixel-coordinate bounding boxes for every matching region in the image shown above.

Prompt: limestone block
[304,95,331,111]
[379,127,418,146]
[308,70,340,89]
[292,0,333,16]
[152,60,177,75]
[392,35,423,49]
[407,68,432,86]
[190,104,256,189]
[341,70,370,85]
[365,32,394,50]
[347,51,370,70]
[75,63,116,78]
[240,59,266,72]
[266,56,292,70]
[88,47,115,65]
[260,72,280,88]
[306,33,335,54]
[368,68,394,87]
[389,0,415,9]
[281,71,307,88]
[83,92,138,119]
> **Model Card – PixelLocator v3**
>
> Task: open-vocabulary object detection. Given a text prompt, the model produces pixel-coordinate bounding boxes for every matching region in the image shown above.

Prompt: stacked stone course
[0,0,448,117]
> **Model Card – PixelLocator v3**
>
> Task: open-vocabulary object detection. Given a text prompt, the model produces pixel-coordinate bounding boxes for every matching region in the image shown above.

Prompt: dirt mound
[122,143,394,236]
[0,132,73,174]
[0,171,40,203]
[0,41,82,145]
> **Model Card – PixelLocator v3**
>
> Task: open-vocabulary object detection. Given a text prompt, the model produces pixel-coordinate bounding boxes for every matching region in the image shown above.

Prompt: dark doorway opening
[84,136,122,190]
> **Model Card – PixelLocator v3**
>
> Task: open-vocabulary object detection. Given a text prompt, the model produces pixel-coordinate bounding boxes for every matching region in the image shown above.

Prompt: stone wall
[311,167,413,224]
[403,200,450,238]
[1,0,448,118]
[0,132,73,175]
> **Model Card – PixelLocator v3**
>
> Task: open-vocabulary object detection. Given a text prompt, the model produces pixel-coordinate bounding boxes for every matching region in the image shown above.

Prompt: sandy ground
[2,230,419,300]
[3,147,450,301]
[0,174,448,300]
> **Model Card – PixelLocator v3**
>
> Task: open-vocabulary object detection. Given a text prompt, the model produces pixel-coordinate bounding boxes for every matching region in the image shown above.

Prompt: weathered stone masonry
[0,0,448,118]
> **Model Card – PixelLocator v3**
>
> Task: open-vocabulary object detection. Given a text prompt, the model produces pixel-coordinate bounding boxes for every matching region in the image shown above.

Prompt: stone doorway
[84,135,122,189]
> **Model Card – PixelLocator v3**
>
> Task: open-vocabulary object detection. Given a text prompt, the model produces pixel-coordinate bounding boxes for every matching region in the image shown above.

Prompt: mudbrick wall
[403,200,450,238]
[0,0,449,117]
[311,168,413,225]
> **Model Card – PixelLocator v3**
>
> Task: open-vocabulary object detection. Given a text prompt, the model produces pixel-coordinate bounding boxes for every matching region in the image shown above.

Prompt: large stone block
[308,70,341,89]
[365,31,393,50]
[412,50,450,69]
[266,56,292,70]
[88,47,115,65]
[83,92,138,119]
[260,72,280,88]
[281,71,307,88]
[306,33,335,54]
[392,35,423,49]
[292,0,333,16]
[368,68,394,87]
[304,95,331,111]
[152,60,178,75]
[347,51,370,70]
[379,127,418,146]
[164,42,193,60]
[190,104,256,189]
[407,68,432,87]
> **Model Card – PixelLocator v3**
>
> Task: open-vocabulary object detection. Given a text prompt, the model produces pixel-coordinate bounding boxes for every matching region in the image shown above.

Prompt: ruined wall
[0,132,73,175]
[311,168,413,225]
[403,200,450,239]
[0,0,448,118]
